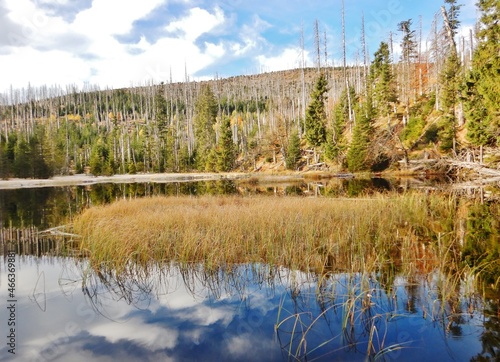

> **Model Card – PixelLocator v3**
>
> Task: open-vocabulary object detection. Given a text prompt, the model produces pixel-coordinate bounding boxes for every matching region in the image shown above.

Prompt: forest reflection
[1,176,497,229]
[1,180,499,360]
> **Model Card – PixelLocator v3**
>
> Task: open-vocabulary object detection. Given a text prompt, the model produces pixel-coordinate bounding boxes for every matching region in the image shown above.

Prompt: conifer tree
[370,42,397,118]
[438,0,462,152]
[325,87,353,163]
[154,84,173,170]
[347,112,372,172]
[13,138,32,178]
[464,0,500,152]
[347,87,375,173]
[305,73,328,162]
[285,130,301,170]
[216,116,236,172]
[194,85,218,170]
[89,137,109,175]
[155,84,169,134]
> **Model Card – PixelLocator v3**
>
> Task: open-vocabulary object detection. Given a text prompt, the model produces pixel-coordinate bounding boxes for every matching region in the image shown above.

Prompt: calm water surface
[0,257,495,361]
[0,178,499,361]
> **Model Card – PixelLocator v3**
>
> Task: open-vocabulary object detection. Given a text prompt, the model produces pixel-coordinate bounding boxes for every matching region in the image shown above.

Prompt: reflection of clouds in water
[246,289,279,314]
[0,258,314,362]
[34,333,177,362]
[183,328,203,345]
[226,335,253,357]
[174,303,235,326]
[224,333,277,360]
[88,317,179,350]
[0,255,488,361]
[0,258,286,361]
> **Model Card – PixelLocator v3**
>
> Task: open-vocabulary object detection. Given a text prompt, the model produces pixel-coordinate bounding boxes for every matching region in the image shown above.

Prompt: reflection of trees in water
[463,202,500,284]
[3,182,500,230]
[471,299,500,361]
[0,188,55,228]
[4,185,500,359]
[0,180,240,228]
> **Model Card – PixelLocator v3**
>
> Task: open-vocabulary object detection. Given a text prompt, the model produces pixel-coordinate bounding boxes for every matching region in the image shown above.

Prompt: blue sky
[0,0,477,92]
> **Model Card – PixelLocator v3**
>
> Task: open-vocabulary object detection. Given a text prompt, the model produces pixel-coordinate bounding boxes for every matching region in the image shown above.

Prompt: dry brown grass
[73,193,459,273]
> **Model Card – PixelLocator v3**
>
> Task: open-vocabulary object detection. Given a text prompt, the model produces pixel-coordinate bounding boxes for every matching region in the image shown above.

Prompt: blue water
[0,256,492,361]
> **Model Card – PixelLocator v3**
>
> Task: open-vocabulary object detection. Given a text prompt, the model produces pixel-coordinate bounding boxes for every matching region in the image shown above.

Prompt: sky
[0,0,478,93]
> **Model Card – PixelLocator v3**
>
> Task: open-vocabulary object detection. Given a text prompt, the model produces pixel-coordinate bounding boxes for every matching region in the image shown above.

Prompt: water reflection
[1,256,497,361]
[1,179,500,360]
[471,298,500,361]
[1,177,499,230]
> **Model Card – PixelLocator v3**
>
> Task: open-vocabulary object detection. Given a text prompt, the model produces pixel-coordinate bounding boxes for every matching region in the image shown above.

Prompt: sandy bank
[0,173,249,190]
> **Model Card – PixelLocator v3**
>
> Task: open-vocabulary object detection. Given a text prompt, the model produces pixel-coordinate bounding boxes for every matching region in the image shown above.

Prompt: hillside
[0,58,498,180]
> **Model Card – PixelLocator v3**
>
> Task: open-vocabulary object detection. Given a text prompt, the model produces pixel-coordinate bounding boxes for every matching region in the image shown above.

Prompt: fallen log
[446,160,500,177]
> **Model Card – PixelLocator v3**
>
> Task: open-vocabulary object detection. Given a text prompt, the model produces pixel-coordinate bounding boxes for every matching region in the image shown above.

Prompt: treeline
[0,0,498,178]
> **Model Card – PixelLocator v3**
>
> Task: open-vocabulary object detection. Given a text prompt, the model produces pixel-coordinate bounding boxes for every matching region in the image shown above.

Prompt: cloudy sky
[0,0,478,92]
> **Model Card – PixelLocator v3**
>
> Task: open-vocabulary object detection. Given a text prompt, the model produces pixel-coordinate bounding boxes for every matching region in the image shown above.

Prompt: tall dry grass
[72,192,500,361]
[73,193,457,273]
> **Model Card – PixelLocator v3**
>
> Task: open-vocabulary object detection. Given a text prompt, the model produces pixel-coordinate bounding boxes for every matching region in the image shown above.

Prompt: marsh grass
[72,191,500,360]
[73,192,450,273]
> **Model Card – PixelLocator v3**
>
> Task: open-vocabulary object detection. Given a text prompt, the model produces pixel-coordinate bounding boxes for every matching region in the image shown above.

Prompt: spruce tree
[439,0,462,152]
[13,138,32,178]
[285,130,301,170]
[325,87,353,163]
[305,73,328,162]
[154,84,173,171]
[194,85,218,170]
[464,0,500,149]
[370,42,397,117]
[347,112,372,172]
[216,116,236,172]
[89,138,109,176]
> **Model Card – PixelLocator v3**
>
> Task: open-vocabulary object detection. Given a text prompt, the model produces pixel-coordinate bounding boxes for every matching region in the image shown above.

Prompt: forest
[0,0,498,179]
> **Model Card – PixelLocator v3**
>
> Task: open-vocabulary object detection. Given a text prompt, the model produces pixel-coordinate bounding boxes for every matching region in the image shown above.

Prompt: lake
[1,177,499,361]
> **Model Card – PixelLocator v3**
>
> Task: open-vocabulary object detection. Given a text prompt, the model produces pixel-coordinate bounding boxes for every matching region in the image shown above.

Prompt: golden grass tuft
[73,192,460,273]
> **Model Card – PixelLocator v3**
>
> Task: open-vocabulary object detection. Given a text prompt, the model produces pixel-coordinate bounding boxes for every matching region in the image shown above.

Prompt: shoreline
[0,166,499,190]
[0,172,311,190]
[0,173,249,190]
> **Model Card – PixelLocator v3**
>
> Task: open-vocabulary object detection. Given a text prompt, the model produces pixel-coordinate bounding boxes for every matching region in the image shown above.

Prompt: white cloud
[457,25,474,39]
[72,0,164,36]
[0,47,91,89]
[0,0,234,90]
[37,0,70,4]
[257,47,308,72]
[205,41,225,58]
[233,15,271,57]
[0,0,482,92]
[165,6,225,41]
[5,0,38,23]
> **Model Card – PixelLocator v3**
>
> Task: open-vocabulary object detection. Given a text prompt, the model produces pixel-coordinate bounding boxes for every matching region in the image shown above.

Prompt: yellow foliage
[67,114,82,122]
